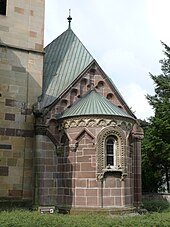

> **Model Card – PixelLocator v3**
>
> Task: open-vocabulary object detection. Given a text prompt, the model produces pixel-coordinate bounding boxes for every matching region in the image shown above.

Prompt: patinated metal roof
[59,89,134,120]
[39,26,135,119]
[40,28,94,107]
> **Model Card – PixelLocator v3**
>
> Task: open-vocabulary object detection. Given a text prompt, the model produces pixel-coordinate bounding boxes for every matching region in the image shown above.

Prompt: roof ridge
[41,28,94,107]
[45,28,71,48]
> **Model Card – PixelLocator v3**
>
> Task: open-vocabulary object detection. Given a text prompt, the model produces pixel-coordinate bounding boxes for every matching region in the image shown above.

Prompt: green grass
[0,210,170,227]
[0,199,169,227]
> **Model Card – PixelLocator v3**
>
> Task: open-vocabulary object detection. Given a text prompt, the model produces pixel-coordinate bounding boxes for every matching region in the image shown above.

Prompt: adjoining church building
[0,0,144,213]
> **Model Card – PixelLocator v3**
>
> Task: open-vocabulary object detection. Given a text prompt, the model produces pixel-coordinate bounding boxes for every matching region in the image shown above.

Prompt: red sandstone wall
[36,63,141,209]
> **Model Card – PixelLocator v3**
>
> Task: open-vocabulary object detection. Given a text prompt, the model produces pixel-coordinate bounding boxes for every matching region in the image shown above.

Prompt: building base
[57,206,137,215]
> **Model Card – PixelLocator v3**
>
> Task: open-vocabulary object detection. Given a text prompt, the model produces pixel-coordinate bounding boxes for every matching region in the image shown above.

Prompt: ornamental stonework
[96,126,127,181]
[61,116,133,130]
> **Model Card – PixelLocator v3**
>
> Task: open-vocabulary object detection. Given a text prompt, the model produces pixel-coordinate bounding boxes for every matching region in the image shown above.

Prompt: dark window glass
[106,137,114,166]
[0,0,7,15]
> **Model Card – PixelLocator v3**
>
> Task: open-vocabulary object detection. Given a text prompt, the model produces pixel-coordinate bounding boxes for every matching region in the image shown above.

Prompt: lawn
[0,210,170,227]
[0,199,170,227]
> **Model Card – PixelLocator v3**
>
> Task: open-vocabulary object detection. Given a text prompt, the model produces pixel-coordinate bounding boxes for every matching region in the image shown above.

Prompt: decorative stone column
[132,123,144,208]
[34,122,47,206]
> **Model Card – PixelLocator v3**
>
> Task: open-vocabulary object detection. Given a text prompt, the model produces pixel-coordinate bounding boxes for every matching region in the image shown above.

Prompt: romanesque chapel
[0,0,143,213]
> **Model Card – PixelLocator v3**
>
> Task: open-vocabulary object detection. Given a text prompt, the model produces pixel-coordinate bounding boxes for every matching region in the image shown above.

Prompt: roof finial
[67,9,72,29]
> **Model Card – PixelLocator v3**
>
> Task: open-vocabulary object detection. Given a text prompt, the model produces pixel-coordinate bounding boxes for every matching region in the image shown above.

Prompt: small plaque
[39,206,55,214]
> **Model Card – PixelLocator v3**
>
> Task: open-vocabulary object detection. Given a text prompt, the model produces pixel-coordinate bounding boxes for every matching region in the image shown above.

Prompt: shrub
[143,198,170,212]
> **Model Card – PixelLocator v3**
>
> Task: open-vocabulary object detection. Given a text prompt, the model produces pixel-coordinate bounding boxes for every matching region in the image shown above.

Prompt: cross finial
[67,9,72,28]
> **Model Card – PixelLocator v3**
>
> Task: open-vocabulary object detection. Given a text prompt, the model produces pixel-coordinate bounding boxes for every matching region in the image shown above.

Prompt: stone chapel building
[0,0,143,213]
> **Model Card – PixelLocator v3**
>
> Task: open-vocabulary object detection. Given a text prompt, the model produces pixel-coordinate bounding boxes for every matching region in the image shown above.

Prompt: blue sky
[44,0,170,119]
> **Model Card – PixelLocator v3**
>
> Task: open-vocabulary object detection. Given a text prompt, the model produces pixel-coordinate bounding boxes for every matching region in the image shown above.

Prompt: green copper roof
[40,28,94,107]
[58,89,134,120]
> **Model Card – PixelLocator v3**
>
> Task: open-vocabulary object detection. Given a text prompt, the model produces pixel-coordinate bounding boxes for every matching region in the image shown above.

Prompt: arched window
[0,0,7,15]
[105,136,115,167]
[106,93,114,101]
[97,126,126,180]
[70,88,78,105]
[80,78,87,96]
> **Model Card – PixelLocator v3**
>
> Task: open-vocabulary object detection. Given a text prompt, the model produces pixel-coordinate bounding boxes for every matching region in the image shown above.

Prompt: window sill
[103,165,123,173]
[97,167,127,181]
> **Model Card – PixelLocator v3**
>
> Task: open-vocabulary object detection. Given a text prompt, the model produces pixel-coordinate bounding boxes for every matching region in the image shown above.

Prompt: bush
[0,198,32,211]
[143,198,170,212]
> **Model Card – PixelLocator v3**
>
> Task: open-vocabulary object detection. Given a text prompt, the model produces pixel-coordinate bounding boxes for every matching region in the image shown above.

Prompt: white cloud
[146,0,170,46]
[120,83,154,120]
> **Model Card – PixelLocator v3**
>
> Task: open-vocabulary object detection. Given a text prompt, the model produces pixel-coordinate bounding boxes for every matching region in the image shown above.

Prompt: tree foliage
[141,42,170,193]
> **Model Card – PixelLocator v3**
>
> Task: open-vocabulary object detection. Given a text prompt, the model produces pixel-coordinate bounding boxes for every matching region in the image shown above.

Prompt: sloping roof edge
[40,60,96,110]
[94,61,136,119]
[40,28,94,108]
[57,89,135,120]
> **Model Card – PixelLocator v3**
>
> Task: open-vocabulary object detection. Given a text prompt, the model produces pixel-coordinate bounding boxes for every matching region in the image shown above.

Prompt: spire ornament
[67,9,72,28]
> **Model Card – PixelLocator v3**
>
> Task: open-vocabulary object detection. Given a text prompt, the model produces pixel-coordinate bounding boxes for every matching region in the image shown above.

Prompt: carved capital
[33,102,50,117]
[96,173,104,181]
[120,172,128,181]
[56,146,64,156]
[132,123,144,140]
[69,142,78,152]
[133,133,144,140]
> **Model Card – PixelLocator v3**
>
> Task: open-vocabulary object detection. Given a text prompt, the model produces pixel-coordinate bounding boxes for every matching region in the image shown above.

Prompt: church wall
[35,116,137,210]
[40,62,139,209]
[53,120,136,209]
[35,134,57,206]
[0,0,44,200]
[72,129,99,207]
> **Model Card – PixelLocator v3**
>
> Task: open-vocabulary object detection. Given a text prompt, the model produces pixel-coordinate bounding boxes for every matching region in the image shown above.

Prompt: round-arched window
[105,136,116,167]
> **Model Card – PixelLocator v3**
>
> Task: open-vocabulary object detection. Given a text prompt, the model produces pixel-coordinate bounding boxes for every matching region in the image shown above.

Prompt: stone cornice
[35,124,47,135]
[0,42,45,55]
[60,116,134,130]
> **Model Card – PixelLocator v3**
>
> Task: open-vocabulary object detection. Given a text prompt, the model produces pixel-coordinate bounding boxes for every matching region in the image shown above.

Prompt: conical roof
[58,89,134,120]
[40,28,94,107]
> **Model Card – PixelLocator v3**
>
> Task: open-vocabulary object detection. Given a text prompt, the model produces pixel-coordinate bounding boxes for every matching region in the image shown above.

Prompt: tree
[141,120,165,192]
[142,42,170,193]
